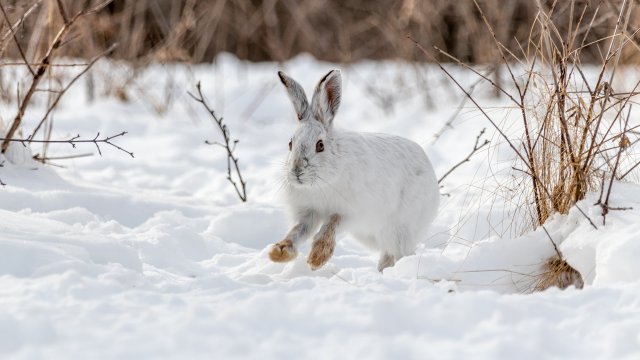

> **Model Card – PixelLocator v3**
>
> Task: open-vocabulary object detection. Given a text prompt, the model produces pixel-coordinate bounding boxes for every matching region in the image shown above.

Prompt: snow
[1,54,640,359]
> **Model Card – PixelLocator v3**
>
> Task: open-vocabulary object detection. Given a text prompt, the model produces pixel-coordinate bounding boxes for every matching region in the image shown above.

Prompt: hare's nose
[293,157,308,170]
[292,161,302,177]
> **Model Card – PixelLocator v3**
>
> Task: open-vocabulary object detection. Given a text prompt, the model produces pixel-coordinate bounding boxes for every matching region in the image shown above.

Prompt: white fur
[278,69,439,268]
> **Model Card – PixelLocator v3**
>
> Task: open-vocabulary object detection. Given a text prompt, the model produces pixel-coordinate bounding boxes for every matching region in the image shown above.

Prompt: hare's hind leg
[269,211,318,263]
[308,214,341,270]
[377,253,395,272]
[377,225,414,272]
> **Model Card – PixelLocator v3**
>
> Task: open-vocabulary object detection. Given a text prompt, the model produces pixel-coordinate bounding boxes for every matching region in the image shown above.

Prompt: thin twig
[33,152,94,162]
[0,132,134,158]
[411,38,527,165]
[0,1,35,76]
[0,62,91,67]
[411,35,599,230]
[431,71,492,144]
[595,170,606,205]
[0,160,5,186]
[619,160,640,180]
[0,0,115,153]
[188,82,247,202]
[55,0,69,24]
[0,0,41,43]
[541,225,562,260]
[433,46,518,105]
[600,104,631,225]
[29,43,118,140]
[438,128,489,184]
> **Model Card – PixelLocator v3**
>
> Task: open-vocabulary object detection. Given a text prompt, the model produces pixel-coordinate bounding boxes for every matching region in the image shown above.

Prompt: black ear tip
[277,71,287,84]
[320,69,341,84]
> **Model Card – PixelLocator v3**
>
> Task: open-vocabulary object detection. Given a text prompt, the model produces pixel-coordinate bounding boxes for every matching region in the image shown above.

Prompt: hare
[269,69,439,271]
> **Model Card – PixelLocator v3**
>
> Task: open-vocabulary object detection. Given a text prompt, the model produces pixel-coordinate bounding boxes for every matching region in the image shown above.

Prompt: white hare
[269,69,439,271]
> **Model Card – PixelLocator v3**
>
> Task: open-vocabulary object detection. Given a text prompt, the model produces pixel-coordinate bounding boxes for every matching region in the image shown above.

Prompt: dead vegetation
[533,256,584,291]
[188,82,247,203]
[416,0,640,291]
[0,0,131,172]
[2,0,640,64]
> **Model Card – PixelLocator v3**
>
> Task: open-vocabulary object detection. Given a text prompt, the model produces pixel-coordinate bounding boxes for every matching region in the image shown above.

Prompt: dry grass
[1,0,639,64]
[507,0,640,229]
[533,256,584,291]
[419,0,640,291]
[0,0,121,162]
[434,0,640,228]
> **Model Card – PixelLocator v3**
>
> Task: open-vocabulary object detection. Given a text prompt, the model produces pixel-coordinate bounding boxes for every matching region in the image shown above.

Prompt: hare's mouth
[288,172,308,186]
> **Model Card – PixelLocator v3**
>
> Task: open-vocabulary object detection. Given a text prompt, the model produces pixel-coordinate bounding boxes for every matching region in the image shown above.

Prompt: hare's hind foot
[377,253,395,272]
[269,239,297,262]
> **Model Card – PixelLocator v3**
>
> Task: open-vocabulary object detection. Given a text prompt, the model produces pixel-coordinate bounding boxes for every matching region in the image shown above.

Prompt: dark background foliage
[1,0,636,64]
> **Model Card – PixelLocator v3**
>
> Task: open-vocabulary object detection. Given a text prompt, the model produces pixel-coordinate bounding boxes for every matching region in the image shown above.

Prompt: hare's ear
[311,70,341,127]
[278,71,309,121]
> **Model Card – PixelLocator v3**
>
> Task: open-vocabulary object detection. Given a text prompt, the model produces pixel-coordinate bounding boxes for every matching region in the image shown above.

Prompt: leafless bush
[417,0,640,290]
[0,0,132,169]
[425,0,640,228]
[188,82,247,203]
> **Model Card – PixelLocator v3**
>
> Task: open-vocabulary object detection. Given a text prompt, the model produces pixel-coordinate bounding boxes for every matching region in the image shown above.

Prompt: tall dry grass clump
[516,1,639,228]
[528,2,639,231]
[420,0,640,290]
[430,0,640,229]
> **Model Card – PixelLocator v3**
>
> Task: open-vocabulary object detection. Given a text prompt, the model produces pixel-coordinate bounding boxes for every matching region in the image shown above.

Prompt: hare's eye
[316,139,324,153]
[288,139,292,151]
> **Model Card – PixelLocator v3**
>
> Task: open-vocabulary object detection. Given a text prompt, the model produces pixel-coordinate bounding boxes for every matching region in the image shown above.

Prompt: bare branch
[83,0,114,15]
[599,105,631,225]
[29,43,118,140]
[541,225,562,260]
[431,70,492,144]
[411,38,526,165]
[0,0,41,43]
[438,128,489,184]
[0,132,134,158]
[55,0,69,24]
[411,35,599,230]
[33,153,94,163]
[0,0,115,153]
[188,82,248,202]
[0,1,35,76]
[0,160,5,186]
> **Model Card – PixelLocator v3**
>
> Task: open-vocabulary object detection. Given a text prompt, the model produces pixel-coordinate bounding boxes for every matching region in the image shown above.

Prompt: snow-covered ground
[1,55,639,359]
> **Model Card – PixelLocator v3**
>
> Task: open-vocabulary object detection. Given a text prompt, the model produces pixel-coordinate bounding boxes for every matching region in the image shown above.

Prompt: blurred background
[1,0,638,65]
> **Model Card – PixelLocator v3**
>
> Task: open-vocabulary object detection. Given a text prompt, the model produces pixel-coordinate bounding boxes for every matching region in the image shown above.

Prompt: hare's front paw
[307,238,335,271]
[268,239,297,262]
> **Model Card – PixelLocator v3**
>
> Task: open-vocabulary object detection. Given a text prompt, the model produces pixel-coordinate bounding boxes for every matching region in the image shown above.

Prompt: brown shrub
[2,0,639,64]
